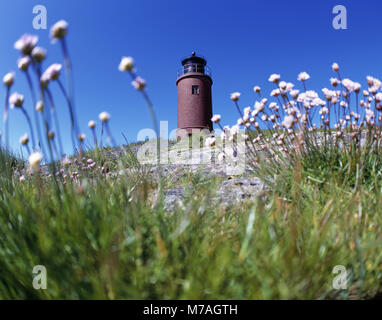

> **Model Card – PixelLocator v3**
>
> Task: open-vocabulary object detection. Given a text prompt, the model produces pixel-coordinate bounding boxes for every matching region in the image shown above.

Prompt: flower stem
[57,79,78,152]
[20,107,36,149]
[46,88,65,157]
[3,87,10,151]
[24,70,41,151]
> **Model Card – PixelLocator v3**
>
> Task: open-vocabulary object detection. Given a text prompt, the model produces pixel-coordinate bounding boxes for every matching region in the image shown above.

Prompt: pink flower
[132,76,146,91]
[42,63,62,82]
[297,72,310,82]
[268,74,280,83]
[51,20,68,41]
[211,114,221,123]
[230,92,241,101]
[31,47,47,63]
[9,92,24,108]
[3,72,15,87]
[17,56,31,72]
[282,115,294,129]
[332,63,340,72]
[119,57,134,72]
[14,34,38,55]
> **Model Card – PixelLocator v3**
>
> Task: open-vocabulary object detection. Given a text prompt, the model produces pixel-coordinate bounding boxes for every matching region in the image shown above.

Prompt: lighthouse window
[192,85,200,95]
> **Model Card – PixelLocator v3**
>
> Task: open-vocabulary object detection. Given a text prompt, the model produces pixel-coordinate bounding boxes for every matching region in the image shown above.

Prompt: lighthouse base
[176,127,212,140]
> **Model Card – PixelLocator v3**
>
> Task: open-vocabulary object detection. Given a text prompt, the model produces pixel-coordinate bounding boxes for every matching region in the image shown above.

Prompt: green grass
[0,145,381,300]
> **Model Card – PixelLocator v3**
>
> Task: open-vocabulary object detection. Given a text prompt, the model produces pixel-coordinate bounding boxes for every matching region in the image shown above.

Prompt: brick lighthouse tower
[176,52,213,138]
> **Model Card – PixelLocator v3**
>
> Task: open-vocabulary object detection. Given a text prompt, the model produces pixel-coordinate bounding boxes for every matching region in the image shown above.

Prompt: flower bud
[9,92,24,108]
[3,72,15,87]
[29,152,42,172]
[51,20,68,40]
[36,101,44,112]
[99,112,110,122]
[230,92,241,101]
[31,47,47,63]
[332,62,340,72]
[88,120,96,129]
[17,56,31,72]
[119,56,134,72]
[19,133,29,145]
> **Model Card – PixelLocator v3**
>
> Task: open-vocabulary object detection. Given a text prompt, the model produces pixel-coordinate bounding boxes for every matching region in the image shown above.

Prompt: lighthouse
[176,52,213,138]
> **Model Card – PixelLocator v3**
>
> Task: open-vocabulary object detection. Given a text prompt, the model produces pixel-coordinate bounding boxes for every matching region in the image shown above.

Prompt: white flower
[99,111,111,122]
[319,107,329,115]
[298,72,310,82]
[285,82,295,92]
[217,152,225,163]
[230,92,240,101]
[131,76,146,91]
[42,63,62,81]
[354,82,361,93]
[29,152,43,172]
[19,175,26,182]
[51,20,68,41]
[17,56,31,72]
[31,47,47,63]
[290,89,299,99]
[365,108,375,121]
[376,93,382,102]
[77,133,86,142]
[322,88,336,100]
[313,98,326,106]
[211,114,221,123]
[3,72,15,87]
[205,136,216,147]
[254,101,264,113]
[241,134,249,141]
[297,90,318,104]
[367,76,374,86]
[14,34,38,55]
[243,106,251,115]
[19,133,29,145]
[330,78,339,87]
[279,81,287,90]
[282,115,294,129]
[342,78,355,92]
[253,86,261,93]
[268,74,280,83]
[230,125,239,136]
[270,88,280,97]
[369,86,378,95]
[269,102,277,109]
[36,101,44,112]
[366,76,381,90]
[119,56,134,72]
[40,73,50,88]
[88,120,96,129]
[332,62,340,72]
[9,92,24,108]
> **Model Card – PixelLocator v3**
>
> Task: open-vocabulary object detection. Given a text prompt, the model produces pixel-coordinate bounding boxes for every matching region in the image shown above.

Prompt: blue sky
[0,0,381,155]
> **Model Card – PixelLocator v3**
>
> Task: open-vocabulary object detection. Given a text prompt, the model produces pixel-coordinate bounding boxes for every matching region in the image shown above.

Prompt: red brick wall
[177,72,213,136]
